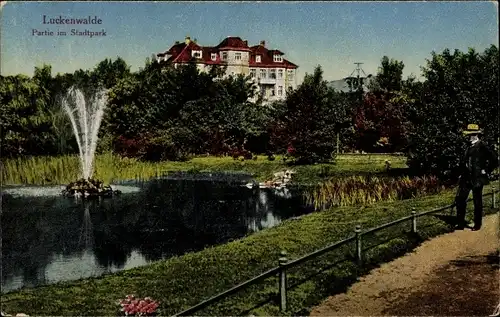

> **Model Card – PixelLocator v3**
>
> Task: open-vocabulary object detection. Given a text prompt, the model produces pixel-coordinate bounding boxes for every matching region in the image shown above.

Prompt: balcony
[258,77,276,85]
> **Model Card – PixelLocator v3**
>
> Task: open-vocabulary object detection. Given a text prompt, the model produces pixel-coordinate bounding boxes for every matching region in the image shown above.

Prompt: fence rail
[173,187,498,316]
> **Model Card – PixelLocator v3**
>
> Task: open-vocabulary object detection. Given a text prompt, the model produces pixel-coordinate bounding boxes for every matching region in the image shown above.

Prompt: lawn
[1,185,496,316]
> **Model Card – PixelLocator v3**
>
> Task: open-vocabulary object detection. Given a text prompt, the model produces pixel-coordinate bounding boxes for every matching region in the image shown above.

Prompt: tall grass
[304,175,444,210]
[1,153,408,186]
[1,153,169,185]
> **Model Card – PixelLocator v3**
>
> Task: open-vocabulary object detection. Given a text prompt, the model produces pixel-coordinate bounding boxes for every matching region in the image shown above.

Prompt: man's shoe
[455,226,465,230]
[472,227,481,231]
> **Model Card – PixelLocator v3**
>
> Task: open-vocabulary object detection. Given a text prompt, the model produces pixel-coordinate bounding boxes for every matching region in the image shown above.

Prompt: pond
[1,173,313,293]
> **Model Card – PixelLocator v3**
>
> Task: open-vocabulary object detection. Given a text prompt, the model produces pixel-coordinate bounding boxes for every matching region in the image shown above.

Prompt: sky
[1,1,498,84]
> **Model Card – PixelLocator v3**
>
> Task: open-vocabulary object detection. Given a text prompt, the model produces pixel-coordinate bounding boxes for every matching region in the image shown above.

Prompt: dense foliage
[270,66,352,163]
[1,45,498,177]
[406,46,499,178]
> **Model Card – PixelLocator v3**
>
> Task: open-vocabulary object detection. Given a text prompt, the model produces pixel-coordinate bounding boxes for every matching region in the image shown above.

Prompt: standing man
[455,124,499,230]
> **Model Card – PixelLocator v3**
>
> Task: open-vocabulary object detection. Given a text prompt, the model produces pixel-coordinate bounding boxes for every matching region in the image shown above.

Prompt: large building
[156,36,299,102]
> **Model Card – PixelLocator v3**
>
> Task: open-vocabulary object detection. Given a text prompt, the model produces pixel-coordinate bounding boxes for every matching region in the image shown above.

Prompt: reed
[1,153,168,185]
[304,175,443,210]
[1,153,408,185]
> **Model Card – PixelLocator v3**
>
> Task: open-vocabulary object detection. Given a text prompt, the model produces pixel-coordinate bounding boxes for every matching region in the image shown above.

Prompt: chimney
[243,40,248,46]
[175,41,180,45]
[185,36,191,44]
[260,40,265,47]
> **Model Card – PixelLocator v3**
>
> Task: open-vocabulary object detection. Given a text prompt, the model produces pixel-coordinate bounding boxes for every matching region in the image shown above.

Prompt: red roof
[159,37,297,69]
[249,45,297,69]
[216,36,251,51]
[201,46,221,64]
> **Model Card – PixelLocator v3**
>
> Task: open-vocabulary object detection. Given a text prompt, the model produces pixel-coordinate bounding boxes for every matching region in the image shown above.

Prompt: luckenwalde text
[32,15,107,38]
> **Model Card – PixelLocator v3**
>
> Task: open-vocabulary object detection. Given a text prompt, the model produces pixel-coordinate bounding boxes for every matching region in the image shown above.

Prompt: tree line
[1,45,498,179]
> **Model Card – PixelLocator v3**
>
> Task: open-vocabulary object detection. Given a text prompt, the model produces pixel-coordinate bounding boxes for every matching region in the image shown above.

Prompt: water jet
[61,86,120,198]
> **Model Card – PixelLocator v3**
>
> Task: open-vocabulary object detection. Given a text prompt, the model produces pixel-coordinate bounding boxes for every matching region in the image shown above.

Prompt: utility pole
[336,133,340,154]
[349,62,368,91]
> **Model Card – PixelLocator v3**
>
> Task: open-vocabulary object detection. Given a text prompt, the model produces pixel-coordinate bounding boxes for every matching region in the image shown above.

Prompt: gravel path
[310,213,500,316]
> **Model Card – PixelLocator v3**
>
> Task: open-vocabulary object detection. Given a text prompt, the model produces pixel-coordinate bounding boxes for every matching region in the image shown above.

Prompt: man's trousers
[455,183,484,229]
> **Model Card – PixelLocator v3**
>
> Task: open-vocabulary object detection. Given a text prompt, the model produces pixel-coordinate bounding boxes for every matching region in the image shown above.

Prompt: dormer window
[273,54,283,62]
[192,50,202,58]
[256,55,261,63]
[211,53,217,61]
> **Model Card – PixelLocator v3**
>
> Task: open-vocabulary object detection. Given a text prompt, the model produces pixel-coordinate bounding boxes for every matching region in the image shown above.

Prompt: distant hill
[328,75,375,93]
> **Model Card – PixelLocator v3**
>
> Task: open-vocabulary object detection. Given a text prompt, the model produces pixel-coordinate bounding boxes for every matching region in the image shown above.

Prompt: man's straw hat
[463,123,483,135]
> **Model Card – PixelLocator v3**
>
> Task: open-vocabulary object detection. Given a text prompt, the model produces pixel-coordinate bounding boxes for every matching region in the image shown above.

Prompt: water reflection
[1,177,311,293]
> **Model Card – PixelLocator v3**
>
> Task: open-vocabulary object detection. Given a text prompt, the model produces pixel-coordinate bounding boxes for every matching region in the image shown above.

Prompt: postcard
[1,1,498,316]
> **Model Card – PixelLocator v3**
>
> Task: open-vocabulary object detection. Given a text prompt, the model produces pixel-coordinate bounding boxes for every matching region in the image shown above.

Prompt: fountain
[61,86,120,199]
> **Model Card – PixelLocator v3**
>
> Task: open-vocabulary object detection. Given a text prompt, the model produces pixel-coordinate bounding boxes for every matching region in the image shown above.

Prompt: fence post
[411,207,417,233]
[355,225,362,266]
[278,250,288,312]
[492,186,497,209]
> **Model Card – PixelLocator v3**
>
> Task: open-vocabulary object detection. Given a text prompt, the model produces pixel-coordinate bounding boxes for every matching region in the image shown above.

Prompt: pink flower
[118,295,158,316]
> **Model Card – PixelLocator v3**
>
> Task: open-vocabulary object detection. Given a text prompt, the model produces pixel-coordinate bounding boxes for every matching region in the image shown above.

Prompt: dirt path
[310,213,500,316]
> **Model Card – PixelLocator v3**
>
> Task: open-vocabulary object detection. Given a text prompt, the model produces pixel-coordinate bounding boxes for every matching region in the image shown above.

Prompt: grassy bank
[1,185,496,316]
[1,153,407,185]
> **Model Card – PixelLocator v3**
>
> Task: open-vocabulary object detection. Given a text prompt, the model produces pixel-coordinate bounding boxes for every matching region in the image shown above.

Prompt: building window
[271,88,275,96]
[269,69,276,79]
[259,69,266,79]
[250,69,256,78]
[278,86,283,96]
[235,52,242,61]
[192,50,202,58]
[273,55,283,62]
[278,69,283,78]
[256,55,261,63]
[287,69,294,79]
[211,53,217,61]
[222,52,228,60]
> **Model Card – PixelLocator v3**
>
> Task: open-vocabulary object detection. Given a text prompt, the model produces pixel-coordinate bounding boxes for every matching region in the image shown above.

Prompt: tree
[406,45,499,178]
[91,57,131,89]
[271,66,349,163]
[353,92,409,152]
[352,56,410,153]
[0,69,55,156]
[104,58,261,160]
[369,56,405,93]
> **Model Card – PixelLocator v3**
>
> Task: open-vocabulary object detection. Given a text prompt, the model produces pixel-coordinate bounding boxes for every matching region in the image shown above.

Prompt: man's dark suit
[455,140,499,229]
